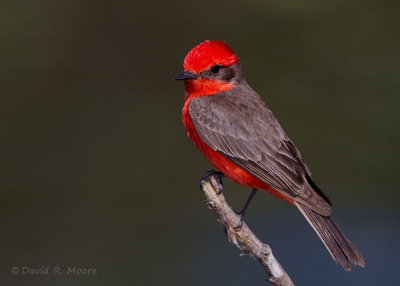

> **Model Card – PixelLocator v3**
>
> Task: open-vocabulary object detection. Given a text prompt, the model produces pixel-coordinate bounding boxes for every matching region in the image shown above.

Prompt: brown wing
[189,84,332,216]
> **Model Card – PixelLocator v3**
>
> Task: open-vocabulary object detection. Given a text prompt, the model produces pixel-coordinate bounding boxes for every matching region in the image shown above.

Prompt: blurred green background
[1,0,399,285]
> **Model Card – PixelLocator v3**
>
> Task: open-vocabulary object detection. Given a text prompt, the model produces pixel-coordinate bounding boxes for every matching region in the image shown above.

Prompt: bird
[175,40,365,271]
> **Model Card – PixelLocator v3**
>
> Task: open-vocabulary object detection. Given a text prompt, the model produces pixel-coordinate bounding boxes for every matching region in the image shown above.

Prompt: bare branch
[201,176,295,286]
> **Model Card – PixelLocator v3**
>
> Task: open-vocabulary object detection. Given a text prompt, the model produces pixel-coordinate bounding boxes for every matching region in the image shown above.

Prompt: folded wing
[189,84,331,216]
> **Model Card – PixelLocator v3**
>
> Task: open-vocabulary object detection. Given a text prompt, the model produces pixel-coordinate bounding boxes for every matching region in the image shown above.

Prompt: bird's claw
[200,170,225,194]
[233,215,244,230]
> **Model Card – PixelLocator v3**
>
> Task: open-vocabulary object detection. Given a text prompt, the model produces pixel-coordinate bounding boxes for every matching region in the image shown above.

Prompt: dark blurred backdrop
[1,0,399,285]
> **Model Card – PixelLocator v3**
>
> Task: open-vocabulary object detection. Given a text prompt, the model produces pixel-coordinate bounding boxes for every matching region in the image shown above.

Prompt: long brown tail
[295,202,365,271]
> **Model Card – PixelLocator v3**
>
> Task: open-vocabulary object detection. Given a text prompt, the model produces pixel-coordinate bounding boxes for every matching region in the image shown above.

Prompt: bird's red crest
[183,40,239,73]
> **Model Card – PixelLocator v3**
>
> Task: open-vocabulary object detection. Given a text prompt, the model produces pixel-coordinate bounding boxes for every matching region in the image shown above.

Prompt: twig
[201,175,295,286]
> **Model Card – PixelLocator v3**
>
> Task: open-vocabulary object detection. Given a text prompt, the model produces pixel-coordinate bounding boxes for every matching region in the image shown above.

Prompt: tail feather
[295,202,365,271]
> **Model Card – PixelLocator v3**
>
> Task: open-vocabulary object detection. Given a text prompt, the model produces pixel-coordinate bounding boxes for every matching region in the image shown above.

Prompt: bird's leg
[200,170,225,194]
[235,188,258,229]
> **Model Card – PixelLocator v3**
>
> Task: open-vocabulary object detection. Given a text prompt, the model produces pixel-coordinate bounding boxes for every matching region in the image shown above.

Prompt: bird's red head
[183,40,238,73]
[176,40,239,99]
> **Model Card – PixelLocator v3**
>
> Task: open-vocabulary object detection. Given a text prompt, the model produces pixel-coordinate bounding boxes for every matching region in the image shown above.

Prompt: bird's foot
[200,170,225,194]
[234,188,258,229]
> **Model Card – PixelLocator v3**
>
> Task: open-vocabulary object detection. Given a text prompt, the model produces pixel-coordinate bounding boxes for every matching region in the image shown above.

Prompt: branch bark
[201,175,295,286]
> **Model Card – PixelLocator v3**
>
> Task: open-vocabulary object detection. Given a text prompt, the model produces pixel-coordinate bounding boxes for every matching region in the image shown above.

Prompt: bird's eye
[211,65,220,73]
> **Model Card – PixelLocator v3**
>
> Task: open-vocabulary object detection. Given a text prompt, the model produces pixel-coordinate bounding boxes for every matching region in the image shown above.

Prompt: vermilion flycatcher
[175,40,365,270]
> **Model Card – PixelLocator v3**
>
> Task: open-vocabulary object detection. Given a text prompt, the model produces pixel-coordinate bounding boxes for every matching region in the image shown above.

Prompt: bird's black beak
[174,70,199,80]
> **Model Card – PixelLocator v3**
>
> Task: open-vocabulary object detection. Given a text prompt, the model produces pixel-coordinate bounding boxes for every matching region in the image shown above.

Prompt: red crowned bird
[175,40,365,270]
